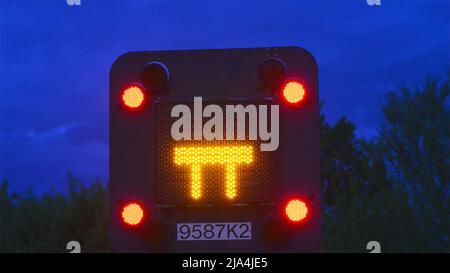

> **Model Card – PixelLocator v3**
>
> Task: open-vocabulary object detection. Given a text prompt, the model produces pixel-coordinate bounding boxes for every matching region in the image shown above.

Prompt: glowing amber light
[122,86,144,109]
[174,146,254,200]
[285,199,308,223]
[121,202,144,226]
[282,81,305,104]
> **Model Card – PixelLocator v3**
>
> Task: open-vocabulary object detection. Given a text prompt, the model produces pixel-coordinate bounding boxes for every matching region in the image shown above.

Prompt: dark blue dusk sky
[1,0,449,194]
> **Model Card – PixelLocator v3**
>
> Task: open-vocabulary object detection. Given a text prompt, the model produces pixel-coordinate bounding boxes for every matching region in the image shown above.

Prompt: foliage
[0,173,109,252]
[322,76,449,252]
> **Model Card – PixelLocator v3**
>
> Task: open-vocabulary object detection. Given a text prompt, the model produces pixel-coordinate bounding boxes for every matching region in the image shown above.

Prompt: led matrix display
[155,101,275,204]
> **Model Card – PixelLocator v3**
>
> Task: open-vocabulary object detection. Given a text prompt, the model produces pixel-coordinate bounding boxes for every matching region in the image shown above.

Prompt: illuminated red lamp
[281,80,306,105]
[121,202,145,227]
[285,198,308,224]
[121,84,145,110]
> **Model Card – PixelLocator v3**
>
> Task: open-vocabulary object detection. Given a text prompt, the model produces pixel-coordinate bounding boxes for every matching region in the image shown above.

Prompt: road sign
[109,47,322,252]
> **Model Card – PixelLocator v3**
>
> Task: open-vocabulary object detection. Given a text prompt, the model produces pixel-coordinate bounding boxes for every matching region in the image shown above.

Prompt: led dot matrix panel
[155,101,275,204]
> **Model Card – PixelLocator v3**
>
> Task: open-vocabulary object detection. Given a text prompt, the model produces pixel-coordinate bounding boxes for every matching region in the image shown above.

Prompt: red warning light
[121,202,145,227]
[285,199,308,223]
[121,85,145,110]
[282,80,305,105]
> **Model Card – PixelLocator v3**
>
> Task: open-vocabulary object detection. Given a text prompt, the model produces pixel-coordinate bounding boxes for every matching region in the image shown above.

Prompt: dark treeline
[1,76,449,252]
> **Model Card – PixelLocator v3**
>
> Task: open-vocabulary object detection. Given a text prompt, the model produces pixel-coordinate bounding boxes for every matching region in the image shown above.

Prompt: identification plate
[177,222,252,241]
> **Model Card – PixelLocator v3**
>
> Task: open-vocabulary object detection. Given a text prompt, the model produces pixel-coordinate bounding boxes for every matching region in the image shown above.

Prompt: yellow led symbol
[174,145,254,200]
